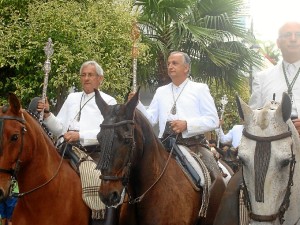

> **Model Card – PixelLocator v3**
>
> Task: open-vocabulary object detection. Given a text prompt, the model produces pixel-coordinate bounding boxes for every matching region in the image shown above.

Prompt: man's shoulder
[98,91,117,102]
[68,91,82,96]
[232,125,244,130]
[155,83,171,92]
[189,80,207,88]
[66,92,83,100]
[256,63,280,78]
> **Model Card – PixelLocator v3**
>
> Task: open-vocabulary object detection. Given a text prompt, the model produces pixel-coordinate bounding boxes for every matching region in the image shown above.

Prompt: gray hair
[80,60,104,76]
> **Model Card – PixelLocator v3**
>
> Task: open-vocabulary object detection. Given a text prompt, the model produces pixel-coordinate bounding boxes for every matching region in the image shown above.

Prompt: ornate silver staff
[217,94,228,148]
[131,21,140,92]
[39,38,54,122]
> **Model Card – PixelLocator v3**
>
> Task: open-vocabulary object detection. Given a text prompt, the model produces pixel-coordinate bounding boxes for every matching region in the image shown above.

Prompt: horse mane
[133,108,161,145]
[25,110,55,143]
[97,105,160,170]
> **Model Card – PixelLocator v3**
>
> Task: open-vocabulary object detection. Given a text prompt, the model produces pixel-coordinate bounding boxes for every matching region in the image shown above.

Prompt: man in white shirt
[39,61,116,150]
[214,21,300,225]
[37,60,117,225]
[132,51,224,192]
[137,51,219,143]
[216,120,243,149]
[249,21,300,135]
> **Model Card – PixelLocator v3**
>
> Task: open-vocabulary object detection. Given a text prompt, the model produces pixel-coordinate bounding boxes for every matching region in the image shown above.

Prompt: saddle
[57,143,106,220]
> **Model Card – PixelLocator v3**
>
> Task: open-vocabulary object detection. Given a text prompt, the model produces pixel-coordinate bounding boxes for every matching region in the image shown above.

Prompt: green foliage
[207,75,250,134]
[259,40,281,65]
[135,0,262,93]
[0,0,135,112]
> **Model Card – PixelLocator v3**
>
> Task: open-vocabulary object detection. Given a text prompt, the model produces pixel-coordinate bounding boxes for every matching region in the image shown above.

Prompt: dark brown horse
[94,89,226,225]
[0,93,90,225]
[215,146,240,173]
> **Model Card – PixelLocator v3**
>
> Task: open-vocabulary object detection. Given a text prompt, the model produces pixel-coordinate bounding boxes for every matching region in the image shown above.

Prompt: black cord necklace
[75,93,95,121]
[282,62,300,101]
[170,80,189,115]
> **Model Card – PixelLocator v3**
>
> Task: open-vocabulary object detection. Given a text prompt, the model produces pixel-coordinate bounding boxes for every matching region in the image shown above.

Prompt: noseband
[241,129,295,224]
[98,120,135,186]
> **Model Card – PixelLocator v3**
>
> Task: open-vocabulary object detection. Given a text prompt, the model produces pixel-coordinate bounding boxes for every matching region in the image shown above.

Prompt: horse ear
[235,95,252,124]
[277,92,291,122]
[94,89,109,117]
[236,95,245,121]
[125,87,140,119]
[8,92,21,115]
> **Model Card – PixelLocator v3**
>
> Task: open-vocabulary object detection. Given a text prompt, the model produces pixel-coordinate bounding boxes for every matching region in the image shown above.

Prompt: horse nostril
[109,191,120,205]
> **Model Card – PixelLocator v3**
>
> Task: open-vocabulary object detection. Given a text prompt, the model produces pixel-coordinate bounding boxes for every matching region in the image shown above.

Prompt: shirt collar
[283,60,300,69]
[83,91,95,98]
[172,78,189,88]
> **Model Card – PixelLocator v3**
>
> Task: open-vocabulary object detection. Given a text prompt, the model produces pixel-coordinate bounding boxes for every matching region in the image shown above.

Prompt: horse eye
[11,134,19,141]
[124,138,131,145]
[280,158,290,168]
[238,156,246,165]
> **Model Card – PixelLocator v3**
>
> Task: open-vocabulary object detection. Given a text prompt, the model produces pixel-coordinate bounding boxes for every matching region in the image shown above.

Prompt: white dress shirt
[44,91,117,146]
[249,60,300,117]
[216,125,244,148]
[137,78,219,138]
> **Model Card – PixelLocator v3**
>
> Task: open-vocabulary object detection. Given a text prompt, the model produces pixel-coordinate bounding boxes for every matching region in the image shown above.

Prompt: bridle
[98,119,174,205]
[0,115,26,197]
[0,112,66,198]
[98,120,136,186]
[241,128,296,224]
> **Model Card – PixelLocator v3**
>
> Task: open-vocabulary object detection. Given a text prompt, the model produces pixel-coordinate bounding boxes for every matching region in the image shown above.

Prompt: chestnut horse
[214,93,300,225]
[0,93,90,225]
[94,89,226,225]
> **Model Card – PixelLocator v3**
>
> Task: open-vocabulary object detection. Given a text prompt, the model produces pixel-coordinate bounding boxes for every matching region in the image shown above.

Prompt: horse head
[0,93,27,200]
[236,92,300,224]
[95,88,143,207]
[215,146,240,173]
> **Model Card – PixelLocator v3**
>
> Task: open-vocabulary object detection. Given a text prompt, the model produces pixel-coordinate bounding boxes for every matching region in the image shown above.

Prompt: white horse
[237,92,300,225]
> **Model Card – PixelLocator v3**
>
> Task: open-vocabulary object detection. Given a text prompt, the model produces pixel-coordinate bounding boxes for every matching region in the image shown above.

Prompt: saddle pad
[218,161,232,185]
[72,146,106,219]
[178,145,211,217]
[178,145,206,187]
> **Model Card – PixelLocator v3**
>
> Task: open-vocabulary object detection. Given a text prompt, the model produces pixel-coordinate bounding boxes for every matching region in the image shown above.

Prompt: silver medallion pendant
[170,103,177,115]
[289,93,294,104]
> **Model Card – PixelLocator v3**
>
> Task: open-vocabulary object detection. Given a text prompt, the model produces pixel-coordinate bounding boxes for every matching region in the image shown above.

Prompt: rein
[241,129,295,224]
[0,112,66,198]
[127,135,175,204]
[99,119,175,205]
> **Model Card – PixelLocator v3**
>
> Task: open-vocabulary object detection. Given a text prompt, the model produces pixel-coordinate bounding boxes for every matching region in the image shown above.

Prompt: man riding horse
[129,51,226,223]
[36,60,118,225]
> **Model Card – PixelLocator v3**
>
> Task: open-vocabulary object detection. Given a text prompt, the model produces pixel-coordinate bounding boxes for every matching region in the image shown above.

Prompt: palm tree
[134,0,260,92]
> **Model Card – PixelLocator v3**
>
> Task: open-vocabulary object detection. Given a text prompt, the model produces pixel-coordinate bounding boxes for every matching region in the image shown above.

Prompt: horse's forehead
[104,104,126,123]
[247,107,286,133]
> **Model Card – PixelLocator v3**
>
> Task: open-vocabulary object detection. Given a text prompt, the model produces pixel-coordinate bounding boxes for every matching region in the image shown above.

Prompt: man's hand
[219,119,224,126]
[170,120,187,134]
[64,131,80,143]
[292,118,300,136]
[37,97,51,118]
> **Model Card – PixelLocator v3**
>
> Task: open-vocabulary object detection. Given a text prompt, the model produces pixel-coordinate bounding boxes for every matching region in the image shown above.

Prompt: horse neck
[132,115,168,186]
[17,114,62,188]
